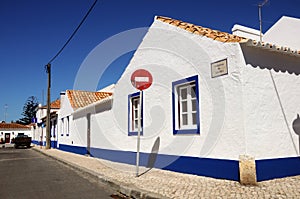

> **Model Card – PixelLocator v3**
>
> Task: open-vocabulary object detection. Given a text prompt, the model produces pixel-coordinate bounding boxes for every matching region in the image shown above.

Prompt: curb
[32,147,167,199]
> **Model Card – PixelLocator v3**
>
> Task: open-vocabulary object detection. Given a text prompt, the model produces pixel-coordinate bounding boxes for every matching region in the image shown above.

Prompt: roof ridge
[66,89,112,94]
[66,90,113,110]
[155,16,248,43]
[0,123,31,129]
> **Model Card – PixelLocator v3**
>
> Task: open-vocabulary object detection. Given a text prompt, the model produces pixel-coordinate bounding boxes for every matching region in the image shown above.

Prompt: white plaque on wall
[211,59,228,78]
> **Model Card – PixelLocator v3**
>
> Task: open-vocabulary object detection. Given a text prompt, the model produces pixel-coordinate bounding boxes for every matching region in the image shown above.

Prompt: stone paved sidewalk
[33,147,300,199]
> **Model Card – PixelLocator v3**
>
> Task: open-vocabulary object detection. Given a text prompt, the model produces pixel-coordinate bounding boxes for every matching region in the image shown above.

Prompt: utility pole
[46,63,51,149]
[43,0,97,149]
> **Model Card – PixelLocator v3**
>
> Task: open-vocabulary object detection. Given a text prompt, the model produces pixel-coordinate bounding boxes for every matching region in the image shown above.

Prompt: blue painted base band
[32,140,57,148]
[51,141,57,148]
[59,144,87,155]
[32,140,39,145]
[90,147,239,180]
[256,156,300,181]
[58,144,238,181]
[57,144,300,182]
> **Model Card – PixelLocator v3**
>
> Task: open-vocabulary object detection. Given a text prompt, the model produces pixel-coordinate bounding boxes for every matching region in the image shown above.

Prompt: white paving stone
[34,147,300,199]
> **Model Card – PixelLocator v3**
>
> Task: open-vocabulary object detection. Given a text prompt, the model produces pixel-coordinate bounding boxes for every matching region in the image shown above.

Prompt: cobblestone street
[33,147,300,199]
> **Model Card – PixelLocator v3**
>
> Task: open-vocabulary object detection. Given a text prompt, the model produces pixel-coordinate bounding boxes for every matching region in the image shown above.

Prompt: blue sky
[0,0,299,122]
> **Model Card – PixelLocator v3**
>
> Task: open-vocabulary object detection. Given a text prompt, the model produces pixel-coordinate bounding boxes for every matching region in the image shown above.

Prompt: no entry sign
[130,69,153,177]
[131,69,153,91]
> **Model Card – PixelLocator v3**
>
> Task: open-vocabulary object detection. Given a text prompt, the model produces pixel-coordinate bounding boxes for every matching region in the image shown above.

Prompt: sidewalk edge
[32,147,168,199]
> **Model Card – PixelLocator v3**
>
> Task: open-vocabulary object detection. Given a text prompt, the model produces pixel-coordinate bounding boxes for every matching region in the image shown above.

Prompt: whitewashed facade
[0,123,31,144]
[57,16,300,181]
[32,100,60,148]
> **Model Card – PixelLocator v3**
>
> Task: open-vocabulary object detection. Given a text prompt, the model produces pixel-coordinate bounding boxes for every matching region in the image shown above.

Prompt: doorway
[5,133,10,143]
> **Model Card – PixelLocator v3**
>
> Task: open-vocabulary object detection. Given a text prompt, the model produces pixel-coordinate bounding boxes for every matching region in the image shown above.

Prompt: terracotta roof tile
[156,16,300,56]
[0,123,31,130]
[41,99,60,109]
[67,90,113,110]
[156,16,248,43]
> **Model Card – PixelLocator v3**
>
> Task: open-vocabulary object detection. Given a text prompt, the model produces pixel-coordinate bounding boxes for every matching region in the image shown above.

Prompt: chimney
[60,91,66,107]
[232,24,262,41]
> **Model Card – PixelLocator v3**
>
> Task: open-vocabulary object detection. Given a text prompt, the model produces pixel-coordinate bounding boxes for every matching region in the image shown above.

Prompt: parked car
[14,134,32,148]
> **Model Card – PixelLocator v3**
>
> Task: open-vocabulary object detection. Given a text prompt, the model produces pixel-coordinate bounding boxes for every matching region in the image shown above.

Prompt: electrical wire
[47,0,98,65]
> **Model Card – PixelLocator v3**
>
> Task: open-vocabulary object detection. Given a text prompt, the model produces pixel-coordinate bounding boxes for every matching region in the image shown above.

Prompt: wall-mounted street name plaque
[211,58,228,78]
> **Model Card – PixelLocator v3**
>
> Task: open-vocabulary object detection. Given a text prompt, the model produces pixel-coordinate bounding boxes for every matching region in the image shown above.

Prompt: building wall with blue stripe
[57,19,300,182]
[57,144,299,181]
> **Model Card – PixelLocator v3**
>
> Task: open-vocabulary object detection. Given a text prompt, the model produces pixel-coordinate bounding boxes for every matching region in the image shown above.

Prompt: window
[61,118,64,136]
[66,116,69,136]
[128,92,143,136]
[52,120,56,138]
[50,121,53,137]
[172,75,200,134]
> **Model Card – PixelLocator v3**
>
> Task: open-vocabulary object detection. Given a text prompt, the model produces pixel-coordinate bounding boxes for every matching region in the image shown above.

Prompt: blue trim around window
[128,91,143,136]
[172,75,200,135]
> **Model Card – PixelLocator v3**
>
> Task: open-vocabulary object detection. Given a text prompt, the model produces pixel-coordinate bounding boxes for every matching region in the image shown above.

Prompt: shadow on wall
[240,44,300,75]
[292,114,300,154]
[139,137,160,177]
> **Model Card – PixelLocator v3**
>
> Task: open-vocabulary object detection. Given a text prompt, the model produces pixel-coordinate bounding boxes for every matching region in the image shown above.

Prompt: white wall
[58,92,83,148]
[0,129,31,143]
[263,16,300,50]
[70,19,248,161]
[242,64,300,159]
[69,18,300,162]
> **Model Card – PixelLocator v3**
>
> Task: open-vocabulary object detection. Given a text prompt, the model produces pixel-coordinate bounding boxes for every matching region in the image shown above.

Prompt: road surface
[0,147,118,199]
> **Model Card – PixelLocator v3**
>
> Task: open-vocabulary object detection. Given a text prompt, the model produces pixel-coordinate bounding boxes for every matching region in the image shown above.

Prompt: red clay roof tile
[41,99,60,109]
[0,123,31,130]
[66,90,112,110]
[156,16,248,43]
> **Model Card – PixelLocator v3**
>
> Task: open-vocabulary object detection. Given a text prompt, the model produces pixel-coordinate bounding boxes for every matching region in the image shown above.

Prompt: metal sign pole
[131,69,152,177]
[136,90,142,177]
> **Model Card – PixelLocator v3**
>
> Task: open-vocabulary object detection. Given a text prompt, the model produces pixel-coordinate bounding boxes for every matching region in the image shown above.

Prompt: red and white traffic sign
[131,69,153,91]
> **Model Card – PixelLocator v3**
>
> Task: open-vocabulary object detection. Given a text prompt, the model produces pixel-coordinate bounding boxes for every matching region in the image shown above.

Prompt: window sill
[128,131,143,136]
[173,128,200,135]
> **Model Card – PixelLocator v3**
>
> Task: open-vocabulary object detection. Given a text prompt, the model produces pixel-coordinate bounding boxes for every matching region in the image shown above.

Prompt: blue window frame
[128,92,143,136]
[172,75,200,135]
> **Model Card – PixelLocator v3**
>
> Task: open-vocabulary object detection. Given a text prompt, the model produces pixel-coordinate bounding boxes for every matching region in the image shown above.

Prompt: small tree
[17,96,39,125]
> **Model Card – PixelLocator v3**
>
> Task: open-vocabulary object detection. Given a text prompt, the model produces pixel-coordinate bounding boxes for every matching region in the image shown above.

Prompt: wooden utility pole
[46,63,51,149]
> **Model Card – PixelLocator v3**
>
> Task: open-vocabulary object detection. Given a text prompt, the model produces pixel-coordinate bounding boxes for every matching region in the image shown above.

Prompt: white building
[57,90,112,153]
[0,122,31,144]
[263,16,300,50]
[32,99,60,148]
[56,16,300,182]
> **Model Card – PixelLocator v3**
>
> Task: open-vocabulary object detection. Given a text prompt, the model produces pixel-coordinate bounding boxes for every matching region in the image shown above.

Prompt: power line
[44,0,98,149]
[47,0,98,64]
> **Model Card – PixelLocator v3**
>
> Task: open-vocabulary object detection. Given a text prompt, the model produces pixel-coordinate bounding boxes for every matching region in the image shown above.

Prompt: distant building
[32,99,60,148]
[0,123,31,143]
